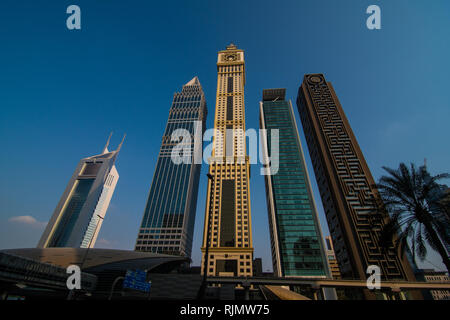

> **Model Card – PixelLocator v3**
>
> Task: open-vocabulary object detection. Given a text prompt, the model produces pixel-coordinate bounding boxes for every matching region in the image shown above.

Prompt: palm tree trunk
[423,220,450,273]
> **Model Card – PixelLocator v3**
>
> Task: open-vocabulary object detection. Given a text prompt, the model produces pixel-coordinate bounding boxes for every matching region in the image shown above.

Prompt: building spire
[184,76,200,87]
[116,134,126,152]
[102,132,113,154]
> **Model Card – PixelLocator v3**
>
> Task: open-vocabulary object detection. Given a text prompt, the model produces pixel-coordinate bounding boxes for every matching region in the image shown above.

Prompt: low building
[415,269,450,300]
[1,248,192,299]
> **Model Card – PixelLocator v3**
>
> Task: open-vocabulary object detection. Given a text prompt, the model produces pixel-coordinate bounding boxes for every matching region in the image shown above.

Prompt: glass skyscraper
[259,88,329,278]
[135,77,207,258]
[38,134,122,248]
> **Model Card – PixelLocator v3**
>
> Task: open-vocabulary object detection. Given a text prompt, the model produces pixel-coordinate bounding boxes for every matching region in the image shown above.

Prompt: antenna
[117,133,126,152]
[102,132,113,154]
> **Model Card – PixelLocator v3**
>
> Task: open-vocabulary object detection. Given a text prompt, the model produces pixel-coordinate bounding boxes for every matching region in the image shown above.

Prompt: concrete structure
[207,276,450,300]
[415,269,450,300]
[201,44,253,277]
[296,74,417,298]
[135,77,207,258]
[0,251,97,300]
[2,248,190,299]
[260,285,311,300]
[38,135,123,248]
[260,88,330,280]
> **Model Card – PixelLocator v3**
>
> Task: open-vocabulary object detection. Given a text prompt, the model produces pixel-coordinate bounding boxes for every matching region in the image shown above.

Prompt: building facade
[135,77,207,258]
[325,236,341,279]
[296,74,417,289]
[415,269,450,300]
[260,88,330,279]
[200,44,254,277]
[38,135,122,248]
[253,258,263,277]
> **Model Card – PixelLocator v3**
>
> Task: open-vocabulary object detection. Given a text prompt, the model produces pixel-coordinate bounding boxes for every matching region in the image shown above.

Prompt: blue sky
[0,0,449,272]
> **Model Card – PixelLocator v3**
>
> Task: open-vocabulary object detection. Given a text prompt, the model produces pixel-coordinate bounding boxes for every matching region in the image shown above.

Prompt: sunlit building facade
[201,44,254,277]
[38,135,122,248]
[296,74,417,298]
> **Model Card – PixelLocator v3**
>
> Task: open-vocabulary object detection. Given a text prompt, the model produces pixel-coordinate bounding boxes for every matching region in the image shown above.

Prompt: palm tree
[374,163,450,273]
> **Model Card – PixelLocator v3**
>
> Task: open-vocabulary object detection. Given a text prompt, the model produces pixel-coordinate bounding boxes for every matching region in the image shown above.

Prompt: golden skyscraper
[201,44,253,277]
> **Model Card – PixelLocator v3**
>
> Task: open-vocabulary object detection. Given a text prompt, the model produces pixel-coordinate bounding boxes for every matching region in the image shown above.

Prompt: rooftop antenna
[102,132,113,154]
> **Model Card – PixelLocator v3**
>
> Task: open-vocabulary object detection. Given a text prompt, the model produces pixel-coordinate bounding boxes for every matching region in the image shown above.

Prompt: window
[227,77,233,93]
[226,97,233,121]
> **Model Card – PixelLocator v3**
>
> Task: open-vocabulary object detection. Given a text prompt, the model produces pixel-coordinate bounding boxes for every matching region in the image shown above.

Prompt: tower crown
[217,43,245,69]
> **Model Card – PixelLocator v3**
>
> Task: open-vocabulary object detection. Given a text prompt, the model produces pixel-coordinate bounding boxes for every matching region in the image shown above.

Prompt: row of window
[136,240,181,245]
[140,159,192,227]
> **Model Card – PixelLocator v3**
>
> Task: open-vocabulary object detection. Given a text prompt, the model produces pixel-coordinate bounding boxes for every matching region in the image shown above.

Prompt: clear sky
[0,0,449,273]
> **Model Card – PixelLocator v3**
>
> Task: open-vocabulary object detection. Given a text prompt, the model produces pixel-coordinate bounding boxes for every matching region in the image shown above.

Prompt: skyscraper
[296,74,416,289]
[201,44,253,277]
[259,88,330,279]
[325,236,341,279]
[38,134,122,248]
[135,77,207,258]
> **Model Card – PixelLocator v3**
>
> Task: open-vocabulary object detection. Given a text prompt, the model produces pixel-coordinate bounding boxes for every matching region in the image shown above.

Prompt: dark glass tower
[135,77,207,258]
[260,88,330,278]
[296,74,417,296]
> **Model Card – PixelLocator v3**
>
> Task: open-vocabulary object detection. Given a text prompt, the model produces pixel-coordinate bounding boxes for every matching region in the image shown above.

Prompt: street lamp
[197,173,214,299]
[108,276,124,300]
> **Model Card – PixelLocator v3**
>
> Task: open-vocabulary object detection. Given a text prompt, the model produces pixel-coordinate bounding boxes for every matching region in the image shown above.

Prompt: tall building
[296,74,417,291]
[135,77,207,258]
[325,236,341,279]
[253,258,263,277]
[201,44,254,277]
[259,88,330,278]
[38,135,122,248]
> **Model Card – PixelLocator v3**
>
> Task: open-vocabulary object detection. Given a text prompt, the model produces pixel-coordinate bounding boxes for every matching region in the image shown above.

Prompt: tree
[374,163,450,273]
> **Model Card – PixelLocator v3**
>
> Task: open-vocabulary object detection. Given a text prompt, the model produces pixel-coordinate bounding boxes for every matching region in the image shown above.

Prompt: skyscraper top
[262,88,286,101]
[97,133,126,160]
[184,76,201,87]
[219,43,242,55]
